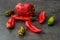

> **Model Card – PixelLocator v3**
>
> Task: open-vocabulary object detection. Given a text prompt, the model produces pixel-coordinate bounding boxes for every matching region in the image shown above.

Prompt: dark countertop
[0,0,60,40]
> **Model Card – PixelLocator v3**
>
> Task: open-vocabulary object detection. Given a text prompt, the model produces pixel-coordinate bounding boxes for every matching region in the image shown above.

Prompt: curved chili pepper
[25,21,42,33]
[6,16,15,29]
[39,11,46,24]
[12,15,35,21]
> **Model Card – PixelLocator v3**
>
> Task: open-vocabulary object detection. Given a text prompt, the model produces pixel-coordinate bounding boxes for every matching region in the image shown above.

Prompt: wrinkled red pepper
[6,16,15,29]
[12,15,35,21]
[15,3,35,17]
[25,21,42,33]
[38,11,46,24]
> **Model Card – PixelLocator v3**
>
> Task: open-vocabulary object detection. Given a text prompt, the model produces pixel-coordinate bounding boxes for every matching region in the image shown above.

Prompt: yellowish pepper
[18,26,25,36]
[48,16,55,26]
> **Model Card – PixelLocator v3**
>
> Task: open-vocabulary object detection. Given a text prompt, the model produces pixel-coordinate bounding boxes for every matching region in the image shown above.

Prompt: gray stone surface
[0,0,60,40]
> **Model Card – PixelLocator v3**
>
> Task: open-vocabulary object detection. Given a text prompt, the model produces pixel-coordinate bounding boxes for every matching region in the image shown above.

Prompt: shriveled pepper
[6,16,15,29]
[48,16,55,26]
[25,21,42,33]
[38,11,46,24]
[12,15,36,21]
[5,9,14,17]
[18,26,25,36]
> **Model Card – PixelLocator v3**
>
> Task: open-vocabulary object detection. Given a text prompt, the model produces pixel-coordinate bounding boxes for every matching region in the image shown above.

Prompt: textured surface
[0,0,60,40]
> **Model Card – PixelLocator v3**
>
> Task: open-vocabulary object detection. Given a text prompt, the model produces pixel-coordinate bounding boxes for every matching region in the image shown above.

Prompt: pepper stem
[8,24,13,29]
[32,17,36,20]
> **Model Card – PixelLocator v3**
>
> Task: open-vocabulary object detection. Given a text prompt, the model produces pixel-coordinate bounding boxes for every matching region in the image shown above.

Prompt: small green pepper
[18,26,25,36]
[48,16,55,26]
[5,9,14,17]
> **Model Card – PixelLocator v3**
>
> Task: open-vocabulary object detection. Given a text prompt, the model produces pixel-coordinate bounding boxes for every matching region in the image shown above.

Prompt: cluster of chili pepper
[5,3,55,36]
[38,11,55,25]
[15,3,35,17]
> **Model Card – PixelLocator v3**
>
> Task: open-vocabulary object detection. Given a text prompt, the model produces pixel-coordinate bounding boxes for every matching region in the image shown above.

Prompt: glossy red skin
[39,11,46,24]
[12,15,33,21]
[15,3,35,17]
[25,21,42,33]
[6,17,15,29]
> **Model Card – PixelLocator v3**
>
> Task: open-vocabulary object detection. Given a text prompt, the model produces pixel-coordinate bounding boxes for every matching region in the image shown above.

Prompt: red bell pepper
[15,3,35,17]
[25,21,42,33]
[12,15,35,21]
[38,11,46,24]
[6,16,15,29]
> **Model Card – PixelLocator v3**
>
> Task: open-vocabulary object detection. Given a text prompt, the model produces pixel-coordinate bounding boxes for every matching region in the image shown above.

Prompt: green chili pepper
[48,16,55,26]
[18,26,25,36]
[5,9,14,17]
